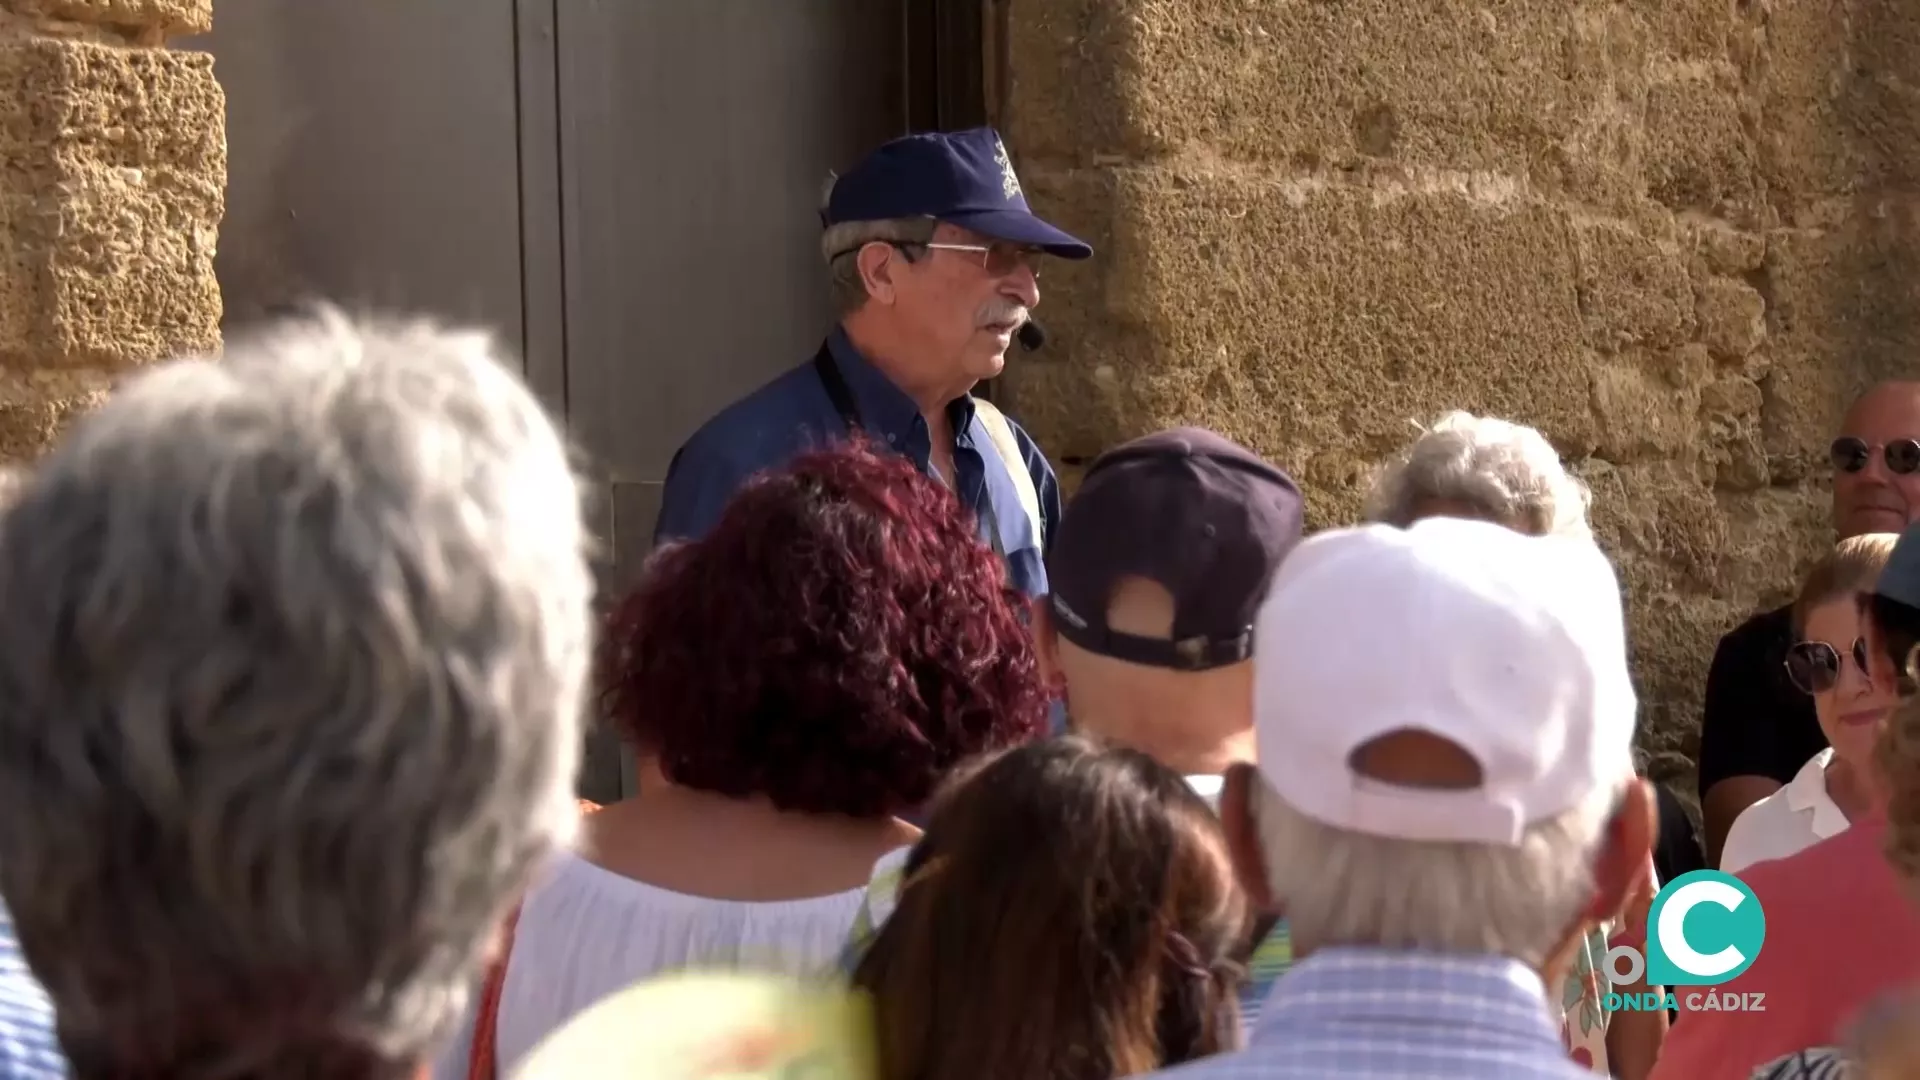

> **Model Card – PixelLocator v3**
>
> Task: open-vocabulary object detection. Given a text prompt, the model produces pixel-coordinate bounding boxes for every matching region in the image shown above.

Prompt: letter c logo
[1645,870,1766,987]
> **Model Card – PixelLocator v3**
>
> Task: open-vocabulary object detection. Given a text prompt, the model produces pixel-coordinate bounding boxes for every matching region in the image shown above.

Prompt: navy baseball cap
[822,127,1092,260]
[1047,428,1305,671]
[1880,521,1920,610]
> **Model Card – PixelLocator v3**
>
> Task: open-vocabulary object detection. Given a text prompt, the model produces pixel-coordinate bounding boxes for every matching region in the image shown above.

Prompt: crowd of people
[0,125,1916,1080]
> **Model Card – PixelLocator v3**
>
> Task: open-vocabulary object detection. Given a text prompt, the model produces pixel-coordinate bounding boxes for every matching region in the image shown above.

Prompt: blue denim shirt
[653,327,1061,598]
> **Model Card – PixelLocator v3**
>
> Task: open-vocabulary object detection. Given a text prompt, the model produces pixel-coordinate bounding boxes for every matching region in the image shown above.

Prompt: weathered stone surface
[1643,78,1759,224]
[1694,278,1766,361]
[1573,219,1695,352]
[0,36,222,374]
[0,366,112,461]
[1004,0,1920,782]
[2,0,210,38]
[1012,164,1595,527]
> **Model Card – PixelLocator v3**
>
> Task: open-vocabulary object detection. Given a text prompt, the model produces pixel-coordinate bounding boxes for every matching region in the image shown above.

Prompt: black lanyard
[813,343,1007,561]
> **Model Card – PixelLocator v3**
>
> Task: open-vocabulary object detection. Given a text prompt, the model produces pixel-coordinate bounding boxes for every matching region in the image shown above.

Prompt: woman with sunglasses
[1721,533,1900,874]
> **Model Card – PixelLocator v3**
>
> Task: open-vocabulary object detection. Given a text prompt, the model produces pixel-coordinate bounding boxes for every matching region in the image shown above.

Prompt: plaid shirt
[0,904,64,1079]
[1150,947,1594,1079]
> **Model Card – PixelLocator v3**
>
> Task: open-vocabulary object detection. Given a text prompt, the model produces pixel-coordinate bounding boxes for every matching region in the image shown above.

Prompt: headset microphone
[1017,319,1047,352]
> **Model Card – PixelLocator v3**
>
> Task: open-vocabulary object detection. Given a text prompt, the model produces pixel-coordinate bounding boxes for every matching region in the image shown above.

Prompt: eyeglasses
[1830,436,1920,476]
[911,241,1045,279]
[1784,636,1873,694]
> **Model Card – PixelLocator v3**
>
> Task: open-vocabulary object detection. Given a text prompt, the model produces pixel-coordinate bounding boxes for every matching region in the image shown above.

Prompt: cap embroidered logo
[993,137,1022,201]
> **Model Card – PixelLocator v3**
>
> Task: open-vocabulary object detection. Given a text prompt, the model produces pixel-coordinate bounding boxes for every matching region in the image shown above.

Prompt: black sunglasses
[1830,436,1920,476]
[1784,636,1873,695]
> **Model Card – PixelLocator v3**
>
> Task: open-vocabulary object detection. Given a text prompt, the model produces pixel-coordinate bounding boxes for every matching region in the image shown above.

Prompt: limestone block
[2,0,211,37]
[1573,219,1695,352]
[1002,0,1140,160]
[1712,484,1833,610]
[1589,356,1700,461]
[1697,375,1767,492]
[1694,278,1766,361]
[0,36,223,370]
[1846,0,1920,191]
[1684,221,1765,277]
[1760,212,1920,479]
[995,167,1143,466]
[1755,0,1920,208]
[1009,0,1651,206]
[0,366,112,461]
[1615,0,1739,62]
[1005,164,1597,528]
[1581,459,1728,743]
[1642,79,1759,222]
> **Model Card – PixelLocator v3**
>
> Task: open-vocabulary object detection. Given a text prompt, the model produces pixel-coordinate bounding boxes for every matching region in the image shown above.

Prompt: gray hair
[0,309,594,1076]
[1364,410,1593,540]
[820,216,938,315]
[1251,777,1620,969]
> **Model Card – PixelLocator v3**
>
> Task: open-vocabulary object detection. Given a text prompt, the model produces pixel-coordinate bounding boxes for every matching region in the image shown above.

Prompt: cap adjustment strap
[1050,598,1254,672]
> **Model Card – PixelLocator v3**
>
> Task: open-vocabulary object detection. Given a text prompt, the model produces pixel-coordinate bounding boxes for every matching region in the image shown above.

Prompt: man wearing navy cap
[1040,428,1305,783]
[652,128,1090,599]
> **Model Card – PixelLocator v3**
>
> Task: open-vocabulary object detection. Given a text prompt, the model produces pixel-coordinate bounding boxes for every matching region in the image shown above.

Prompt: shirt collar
[1786,748,1850,838]
[1255,946,1566,1049]
[827,326,977,439]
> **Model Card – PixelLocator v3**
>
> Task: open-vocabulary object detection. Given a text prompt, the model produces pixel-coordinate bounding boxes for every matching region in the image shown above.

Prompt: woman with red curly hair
[444,441,1048,1078]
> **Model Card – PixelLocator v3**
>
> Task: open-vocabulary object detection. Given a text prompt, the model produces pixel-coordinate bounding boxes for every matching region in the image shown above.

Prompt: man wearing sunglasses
[652,128,1090,605]
[1699,380,1920,865]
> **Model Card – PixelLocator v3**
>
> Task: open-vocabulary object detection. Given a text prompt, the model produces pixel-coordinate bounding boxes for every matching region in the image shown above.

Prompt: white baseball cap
[1252,516,1637,846]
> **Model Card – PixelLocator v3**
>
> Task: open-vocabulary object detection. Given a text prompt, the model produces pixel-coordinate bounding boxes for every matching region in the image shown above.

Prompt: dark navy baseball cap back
[823,127,1092,260]
[1047,428,1305,671]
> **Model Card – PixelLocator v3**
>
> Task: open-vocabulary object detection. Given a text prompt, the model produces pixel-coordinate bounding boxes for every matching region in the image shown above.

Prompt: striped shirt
[1750,1048,1853,1080]
[0,903,64,1078]
[1148,947,1594,1079]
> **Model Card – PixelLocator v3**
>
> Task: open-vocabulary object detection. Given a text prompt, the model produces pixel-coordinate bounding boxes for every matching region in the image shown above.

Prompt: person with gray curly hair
[1364,409,1594,539]
[0,310,595,1079]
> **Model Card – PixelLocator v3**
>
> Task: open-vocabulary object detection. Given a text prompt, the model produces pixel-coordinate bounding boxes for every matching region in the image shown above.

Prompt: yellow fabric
[971,398,1042,545]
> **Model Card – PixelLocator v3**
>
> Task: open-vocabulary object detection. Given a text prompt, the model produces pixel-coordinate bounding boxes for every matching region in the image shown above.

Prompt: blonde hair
[1792,533,1899,634]
[1881,696,1920,896]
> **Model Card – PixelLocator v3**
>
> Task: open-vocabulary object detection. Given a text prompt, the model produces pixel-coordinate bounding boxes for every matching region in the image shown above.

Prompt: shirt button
[886,433,897,445]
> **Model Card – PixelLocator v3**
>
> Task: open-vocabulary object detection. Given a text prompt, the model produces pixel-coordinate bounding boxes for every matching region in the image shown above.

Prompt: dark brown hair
[852,736,1249,1080]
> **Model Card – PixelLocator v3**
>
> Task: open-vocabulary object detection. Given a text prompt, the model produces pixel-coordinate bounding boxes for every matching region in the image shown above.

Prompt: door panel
[556,0,909,546]
[189,1,527,348]
[557,2,912,799]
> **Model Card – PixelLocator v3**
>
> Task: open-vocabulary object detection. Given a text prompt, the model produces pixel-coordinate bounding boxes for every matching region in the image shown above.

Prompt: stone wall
[0,0,222,460]
[1000,0,1920,785]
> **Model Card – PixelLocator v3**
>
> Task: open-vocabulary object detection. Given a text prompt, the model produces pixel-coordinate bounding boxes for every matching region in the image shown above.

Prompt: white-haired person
[1145,516,1655,1079]
[1364,410,1679,1078]
[1364,409,1594,539]
[1364,409,1704,883]
[0,311,596,1079]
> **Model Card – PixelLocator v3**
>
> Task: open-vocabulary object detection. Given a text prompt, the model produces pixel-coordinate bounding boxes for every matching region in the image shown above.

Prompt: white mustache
[977,303,1029,329]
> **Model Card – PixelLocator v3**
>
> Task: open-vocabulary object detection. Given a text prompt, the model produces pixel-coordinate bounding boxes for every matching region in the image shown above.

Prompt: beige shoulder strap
[971,398,1044,546]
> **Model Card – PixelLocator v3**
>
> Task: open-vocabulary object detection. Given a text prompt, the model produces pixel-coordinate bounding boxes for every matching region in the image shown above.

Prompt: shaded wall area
[0,0,222,458]
[1000,0,1920,784]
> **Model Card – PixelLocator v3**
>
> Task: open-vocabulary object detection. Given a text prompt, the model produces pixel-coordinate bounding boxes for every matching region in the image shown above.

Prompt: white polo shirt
[1720,749,1850,874]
